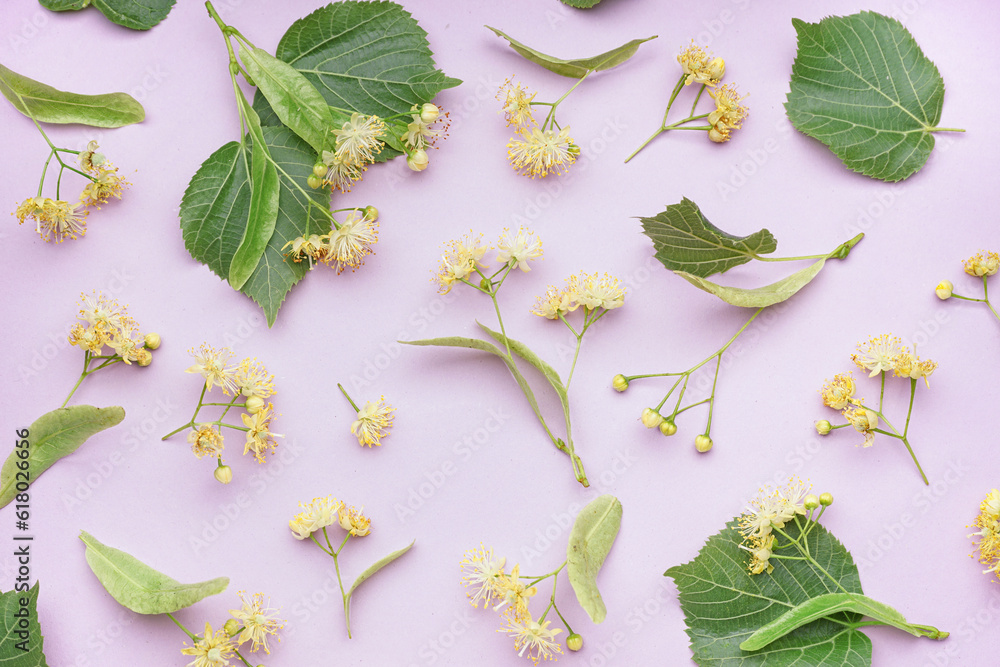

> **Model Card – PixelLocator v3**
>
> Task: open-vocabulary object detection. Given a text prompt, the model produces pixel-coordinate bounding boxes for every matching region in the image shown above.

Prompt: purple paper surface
[1,0,998,665]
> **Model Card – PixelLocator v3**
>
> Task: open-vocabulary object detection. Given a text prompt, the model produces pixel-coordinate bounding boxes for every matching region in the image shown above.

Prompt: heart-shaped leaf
[567,494,622,624]
[40,0,176,30]
[487,26,656,78]
[80,530,228,614]
[0,582,49,665]
[785,11,961,182]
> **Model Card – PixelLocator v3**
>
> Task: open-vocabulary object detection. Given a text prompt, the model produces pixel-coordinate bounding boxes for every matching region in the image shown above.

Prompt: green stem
[61,352,91,408]
[925,127,965,132]
[166,613,197,641]
[864,403,928,485]
[338,383,361,412]
[162,384,208,440]
[703,354,723,435]
[540,69,593,132]
[564,334,583,390]
[689,84,706,116]
[624,75,686,163]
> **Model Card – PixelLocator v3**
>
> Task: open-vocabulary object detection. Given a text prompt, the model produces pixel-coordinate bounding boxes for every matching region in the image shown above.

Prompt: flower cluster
[677,41,726,87]
[707,83,749,143]
[531,272,626,320]
[68,291,157,367]
[288,495,371,540]
[283,206,380,274]
[15,141,129,243]
[816,334,937,484]
[936,249,1000,323]
[461,546,565,665]
[970,489,1000,581]
[498,78,579,179]
[179,591,284,666]
[433,226,543,294]
[736,479,826,575]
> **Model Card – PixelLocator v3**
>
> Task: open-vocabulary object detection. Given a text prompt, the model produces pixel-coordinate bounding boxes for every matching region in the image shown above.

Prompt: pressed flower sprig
[174,591,285,667]
[488,27,655,178]
[2,62,141,243]
[666,480,947,665]
[461,495,622,664]
[161,344,282,484]
[970,489,1000,581]
[936,250,1000,322]
[626,41,748,162]
[337,384,395,447]
[289,496,414,638]
[405,227,626,487]
[815,334,937,485]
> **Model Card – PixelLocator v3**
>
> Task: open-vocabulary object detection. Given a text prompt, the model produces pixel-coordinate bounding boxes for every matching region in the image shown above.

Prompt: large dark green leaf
[487,26,655,78]
[0,583,48,665]
[785,12,960,182]
[665,519,871,666]
[0,63,144,128]
[89,0,175,30]
[0,405,124,509]
[38,0,90,11]
[640,198,776,278]
[252,1,461,120]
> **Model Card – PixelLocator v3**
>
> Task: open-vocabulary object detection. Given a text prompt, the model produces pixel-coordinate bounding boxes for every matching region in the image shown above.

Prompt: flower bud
[223,619,241,637]
[708,127,728,143]
[245,396,265,414]
[804,494,820,510]
[479,277,492,292]
[935,280,953,300]
[566,633,583,652]
[312,163,327,178]
[815,420,832,435]
[819,492,834,506]
[659,421,677,437]
[706,57,726,80]
[612,374,629,392]
[420,103,439,123]
[695,434,713,453]
[136,348,153,367]
[407,148,429,171]
[363,205,379,221]
[567,143,581,156]
[307,174,323,189]
[214,464,233,484]
[641,408,664,429]
[143,332,161,350]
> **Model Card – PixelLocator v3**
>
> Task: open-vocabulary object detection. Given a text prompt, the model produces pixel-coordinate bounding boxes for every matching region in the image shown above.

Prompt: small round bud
[363,205,379,221]
[819,492,834,506]
[706,56,726,81]
[136,349,153,367]
[306,174,323,189]
[804,494,820,510]
[935,280,953,300]
[312,163,327,178]
[566,633,583,652]
[143,332,161,350]
[407,148,429,172]
[641,408,664,429]
[815,420,832,435]
[223,619,241,637]
[245,396,265,414]
[479,277,492,292]
[214,464,233,485]
[708,127,728,143]
[612,374,629,392]
[659,421,677,437]
[419,103,439,123]
[695,434,713,453]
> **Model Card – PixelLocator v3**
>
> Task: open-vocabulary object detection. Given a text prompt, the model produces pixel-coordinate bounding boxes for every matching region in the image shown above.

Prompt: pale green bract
[0,583,48,666]
[39,0,176,30]
[346,540,414,612]
[674,259,827,309]
[567,495,622,624]
[785,11,959,182]
[486,27,656,79]
[80,531,228,614]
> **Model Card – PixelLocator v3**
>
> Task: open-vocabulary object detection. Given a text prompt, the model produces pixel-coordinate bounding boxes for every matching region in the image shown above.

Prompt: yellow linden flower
[180,622,236,667]
[68,323,107,354]
[78,140,105,173]
[820,373,856,410]
[740,533,776,575]
[229,591,284,655]
[851,334,905,378]
[497,78,538,131]
[460,545,507,608]
[289,495,343,540]
[970,489,1000,580]
[707,83,749,142]
[502,614,564,665]
[350,397,395,447]
[233,358,276,399]
[492,564,537,622]
[575,272,626,311]
[738,478,810,542]
[35,199,88,242]
[80,165,128,207]
[78,291,127,331]
[186,343,239,395]
[964,250,1000,277]
[324,210,378,274]
[843,405,878,447]
[321,150,365,192]
[496,227,543,272]
[677,42,725,87]
[530,284,577,320]
[107,318,144,364]
[506,127,577,178]
[891,351,938,388]
[188,425,224,459]
[333,112,386,166]
[240,402,281,462]
[433,232,491,294]
[336,503,371,537]
[282,233,329,265]
[401,103,444,150]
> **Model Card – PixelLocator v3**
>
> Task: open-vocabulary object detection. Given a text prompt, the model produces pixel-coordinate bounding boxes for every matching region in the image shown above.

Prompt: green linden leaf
[0,582,49,665]
[80,531,228,614]
[567,495,622,624]
[487,26,656,78]
[674,259,827,309]
[560,0,602,7]
[38,0,91,11]
[252,1,461,124]
[0,405,124,509]
[640,198,776,278]
[88,0,175,30]
[785,11,961,182]
[0,62,144,128]
[665,518,872,666]
[180,125,329,326]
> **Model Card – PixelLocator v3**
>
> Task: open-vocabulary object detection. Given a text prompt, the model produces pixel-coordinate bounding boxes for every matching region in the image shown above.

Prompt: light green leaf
[89,0,175,30]
[567,495,621,624]
[666,519,870,666]
[487,26,656,78]
[641,198,776,278]
[253,1,461,121]
[0,62,144,128]
[674,259,827,308]
[39,0,91,11]
[477,322,568,413]
[560,0,602,7]
[0,583,49,666]
[785,11,961,182]
[239,45,334,155]
[0,405,124,509]
[347,540,414,600]
[228,93,279,290]
[79,531,228,614]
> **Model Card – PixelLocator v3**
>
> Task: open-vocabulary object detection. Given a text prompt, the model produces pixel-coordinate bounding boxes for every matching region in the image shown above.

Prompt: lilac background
[1,0,998,665]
